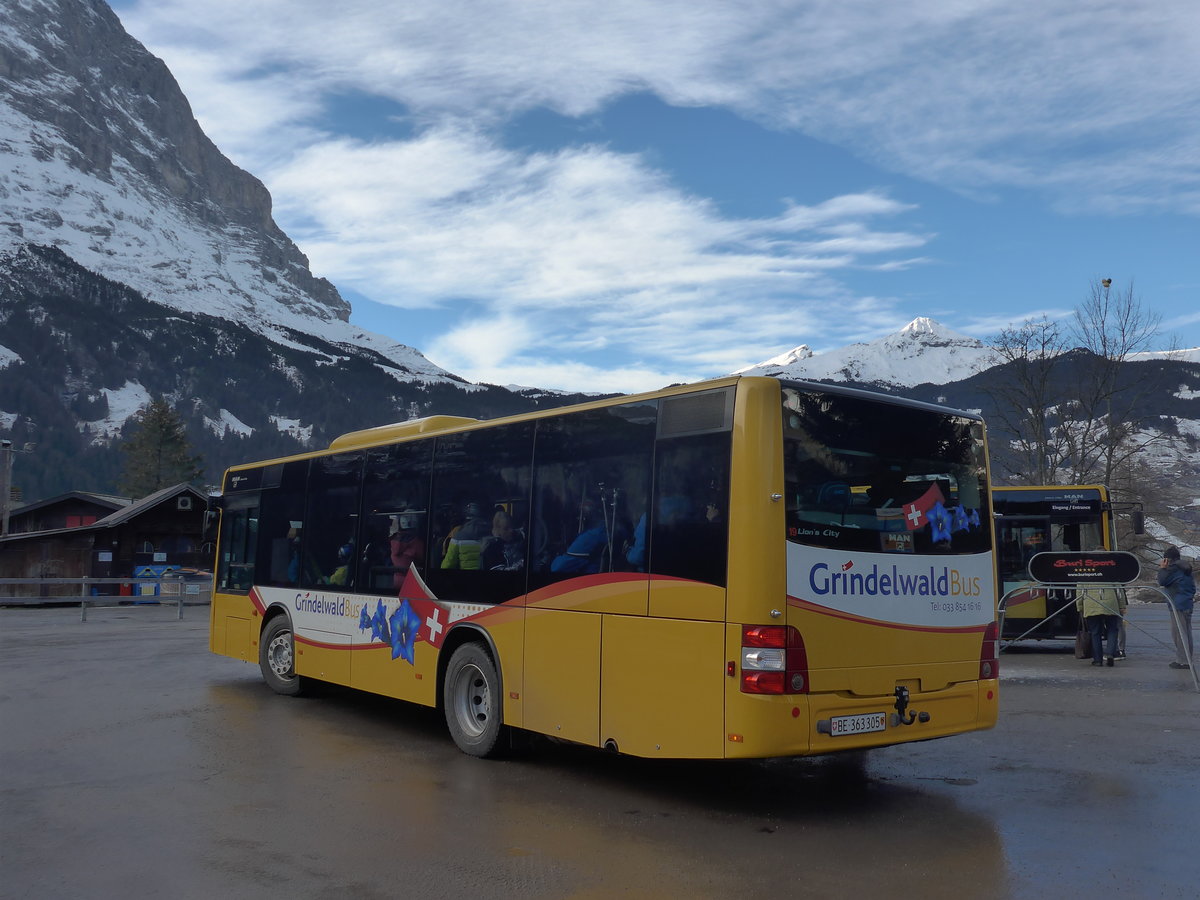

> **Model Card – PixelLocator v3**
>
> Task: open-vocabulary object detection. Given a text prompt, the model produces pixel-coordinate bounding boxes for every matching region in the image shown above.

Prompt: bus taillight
[979,621,999,680]
[740,625,809,694]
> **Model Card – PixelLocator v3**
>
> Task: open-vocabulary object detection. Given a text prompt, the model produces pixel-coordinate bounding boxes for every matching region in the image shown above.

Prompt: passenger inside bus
[551,497,612,574]
[285,525,302,583]
[441,502,491,570]
[481,510,525,571]
[389,511,426,586]
[329,542,354,586]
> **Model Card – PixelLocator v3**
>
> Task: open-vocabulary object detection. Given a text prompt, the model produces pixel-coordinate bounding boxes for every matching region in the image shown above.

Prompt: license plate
[829,712,887,736]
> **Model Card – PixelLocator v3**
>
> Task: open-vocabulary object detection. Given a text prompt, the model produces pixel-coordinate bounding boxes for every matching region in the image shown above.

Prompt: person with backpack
[1157,545,1196,670]
[1076,583,1126,667]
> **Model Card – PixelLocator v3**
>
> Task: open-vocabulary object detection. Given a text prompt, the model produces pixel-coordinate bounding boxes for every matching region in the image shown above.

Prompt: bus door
[998,516,1077,637]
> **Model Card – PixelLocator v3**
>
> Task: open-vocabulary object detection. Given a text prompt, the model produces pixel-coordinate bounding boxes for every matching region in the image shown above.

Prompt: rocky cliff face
[0,0,349,326]
[0,0,571,499]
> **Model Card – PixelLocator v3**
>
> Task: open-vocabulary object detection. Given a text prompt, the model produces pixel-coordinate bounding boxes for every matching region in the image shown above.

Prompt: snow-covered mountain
[0,0,457,387]
[736,317,998,388]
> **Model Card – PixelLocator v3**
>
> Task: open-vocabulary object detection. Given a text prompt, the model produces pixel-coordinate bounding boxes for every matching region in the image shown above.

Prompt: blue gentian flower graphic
[968,508,981,528]
[370,599,391,644]
[389,599,422,665]
[952,505,969,532]
[358,604,372,631]
[929,501,953,543]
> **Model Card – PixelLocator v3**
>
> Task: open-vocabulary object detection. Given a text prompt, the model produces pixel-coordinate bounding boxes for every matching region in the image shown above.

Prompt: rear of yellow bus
[723,379,999,758]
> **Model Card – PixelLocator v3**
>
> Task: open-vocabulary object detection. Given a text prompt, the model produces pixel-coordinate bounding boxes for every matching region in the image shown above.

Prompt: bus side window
[528,401,656,591]
[301,452,364,590]
[648,432,730,587]
[360,441,434,593]
[427,422,534,603]
[256,461,308,588]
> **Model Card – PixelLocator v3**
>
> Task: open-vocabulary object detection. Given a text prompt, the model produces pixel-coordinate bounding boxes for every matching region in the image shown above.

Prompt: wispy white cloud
[111,0,1200,389]
[256,126,923,385]
[120,0,1200,211]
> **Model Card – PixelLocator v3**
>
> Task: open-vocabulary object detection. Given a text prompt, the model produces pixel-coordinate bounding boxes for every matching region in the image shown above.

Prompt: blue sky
[110,0,1199,393]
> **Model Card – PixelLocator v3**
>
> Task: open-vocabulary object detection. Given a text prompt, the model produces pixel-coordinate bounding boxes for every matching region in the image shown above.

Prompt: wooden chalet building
[0,484,210,593]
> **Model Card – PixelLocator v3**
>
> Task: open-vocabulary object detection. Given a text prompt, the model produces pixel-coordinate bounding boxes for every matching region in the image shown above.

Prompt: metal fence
[0,576,212,620]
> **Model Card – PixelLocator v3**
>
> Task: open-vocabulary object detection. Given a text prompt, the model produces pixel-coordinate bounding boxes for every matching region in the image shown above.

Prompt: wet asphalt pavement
[1,602,1196,899]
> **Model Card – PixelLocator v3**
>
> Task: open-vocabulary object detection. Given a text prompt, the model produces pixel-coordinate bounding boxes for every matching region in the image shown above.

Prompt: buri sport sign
[1027,551,1141,585]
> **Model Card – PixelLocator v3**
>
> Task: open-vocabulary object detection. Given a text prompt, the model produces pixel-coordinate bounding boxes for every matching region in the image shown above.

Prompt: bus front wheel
[260,616,304,696]
[443,643,505,758]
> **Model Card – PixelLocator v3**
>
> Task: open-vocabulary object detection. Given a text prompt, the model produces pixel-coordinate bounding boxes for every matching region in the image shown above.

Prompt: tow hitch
[891,685,930,727]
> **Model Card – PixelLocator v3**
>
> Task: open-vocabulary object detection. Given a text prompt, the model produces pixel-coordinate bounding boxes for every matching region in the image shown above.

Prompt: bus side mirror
[1130,509,1144,534]
[203,507,221,544]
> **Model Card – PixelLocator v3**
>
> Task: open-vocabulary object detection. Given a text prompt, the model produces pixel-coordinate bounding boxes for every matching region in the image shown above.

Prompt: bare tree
[982,316,1071,483]
[1059,278,1163,486]
[984,278,1168,489]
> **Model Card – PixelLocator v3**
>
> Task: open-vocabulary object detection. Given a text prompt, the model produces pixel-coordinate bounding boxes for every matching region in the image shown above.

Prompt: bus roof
[779,378,985,423]
[222,374,983,476]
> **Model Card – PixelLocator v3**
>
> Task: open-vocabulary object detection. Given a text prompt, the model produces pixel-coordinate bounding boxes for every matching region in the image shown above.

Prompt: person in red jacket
[390,511,426,588]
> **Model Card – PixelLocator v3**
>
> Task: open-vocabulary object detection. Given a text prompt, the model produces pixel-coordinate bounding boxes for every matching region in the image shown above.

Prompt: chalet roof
[94,484,207,527]
[0,483,207,544]
[8,490,132,518]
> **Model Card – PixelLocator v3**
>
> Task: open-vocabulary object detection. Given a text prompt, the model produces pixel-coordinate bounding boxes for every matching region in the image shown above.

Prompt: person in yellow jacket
[1076,584,1126,667]
[441,502,491,570]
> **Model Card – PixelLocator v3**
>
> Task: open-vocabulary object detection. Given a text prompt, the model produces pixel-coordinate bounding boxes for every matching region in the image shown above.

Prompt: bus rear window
[782,386,990,555]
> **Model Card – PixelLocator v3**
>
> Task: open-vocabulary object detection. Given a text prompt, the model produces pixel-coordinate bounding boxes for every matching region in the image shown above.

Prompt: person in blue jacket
[1157,545,1196,670]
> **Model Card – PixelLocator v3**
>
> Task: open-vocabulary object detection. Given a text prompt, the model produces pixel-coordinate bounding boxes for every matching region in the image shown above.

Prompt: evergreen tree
[118,398,205,498]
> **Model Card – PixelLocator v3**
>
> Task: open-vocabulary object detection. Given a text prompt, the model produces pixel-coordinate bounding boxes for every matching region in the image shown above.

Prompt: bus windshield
[991,485,1113,640]
[782,385,990,555]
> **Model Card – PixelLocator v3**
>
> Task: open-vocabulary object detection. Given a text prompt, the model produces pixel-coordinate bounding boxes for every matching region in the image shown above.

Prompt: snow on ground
[1139,422,1194,470]
[0,410,17,429]
[80,380,151,441]
[270,415,313,445]
[205,408,254,438]
[0,343,21,369]
[1142,517,1200,558]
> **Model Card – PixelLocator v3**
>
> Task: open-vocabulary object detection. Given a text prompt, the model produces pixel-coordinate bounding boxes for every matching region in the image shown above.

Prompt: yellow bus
[209,376,998,759]
[992,484,1118,640]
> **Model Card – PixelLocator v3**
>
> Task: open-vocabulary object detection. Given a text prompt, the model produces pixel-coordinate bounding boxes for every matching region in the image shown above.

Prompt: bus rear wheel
[260,616,304,696]
[444,643,505,757]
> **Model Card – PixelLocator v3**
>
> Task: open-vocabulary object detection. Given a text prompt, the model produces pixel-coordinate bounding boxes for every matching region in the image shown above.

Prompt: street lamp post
[0,439,13,536]
[0,440,35,536]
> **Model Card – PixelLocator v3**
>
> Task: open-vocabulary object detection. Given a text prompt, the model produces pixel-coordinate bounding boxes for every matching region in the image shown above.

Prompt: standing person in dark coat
[1157,545,1195,670]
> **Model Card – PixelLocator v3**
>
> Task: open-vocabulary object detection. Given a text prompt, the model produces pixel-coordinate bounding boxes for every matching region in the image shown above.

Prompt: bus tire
[443,643,505,758]
[260,615,304,696]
